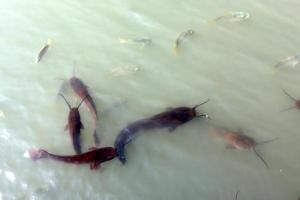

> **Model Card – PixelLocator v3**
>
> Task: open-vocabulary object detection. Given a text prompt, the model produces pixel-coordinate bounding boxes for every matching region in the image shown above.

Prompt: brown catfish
[59,94,87,154]
[212,127,278,168]
[69,74,99,146]
[281,89,300,112]
[29,147,116,170]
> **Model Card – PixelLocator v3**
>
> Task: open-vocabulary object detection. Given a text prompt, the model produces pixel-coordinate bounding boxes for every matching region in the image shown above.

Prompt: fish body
[211,12,250,24]
[115,102,209,164]
[213,127,255,150]
[29,147,116,170]
[69,77,99,145]
[35,39,51,63]
[275,54,300,68]
[119,37,152,46]
[66,108,84,154]
[174,29,195,50]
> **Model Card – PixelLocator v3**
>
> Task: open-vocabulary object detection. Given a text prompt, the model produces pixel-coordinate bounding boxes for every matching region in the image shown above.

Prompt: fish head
[233,135,256,150]
[99,147,117,161]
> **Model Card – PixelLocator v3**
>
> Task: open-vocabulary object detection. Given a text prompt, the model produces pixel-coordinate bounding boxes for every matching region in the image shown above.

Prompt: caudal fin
[72,134,82,154]
[29,149,48,161]
[114,141,127,164]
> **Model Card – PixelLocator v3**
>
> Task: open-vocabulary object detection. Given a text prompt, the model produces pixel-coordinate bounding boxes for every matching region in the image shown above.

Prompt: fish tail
[93,129,100,146]
[119,38,128,44]
[29,149,49,161]
[115,142,127,164]
[72,134,82,154]
[46,39,52,46]
[207,19,216,26]
[114,130,131,164]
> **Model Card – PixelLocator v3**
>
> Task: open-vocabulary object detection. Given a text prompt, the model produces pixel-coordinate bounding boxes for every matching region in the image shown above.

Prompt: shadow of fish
[115,99,210,164]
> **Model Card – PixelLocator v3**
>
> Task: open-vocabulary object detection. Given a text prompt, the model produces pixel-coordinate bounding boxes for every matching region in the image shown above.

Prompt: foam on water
[1,0,300,199]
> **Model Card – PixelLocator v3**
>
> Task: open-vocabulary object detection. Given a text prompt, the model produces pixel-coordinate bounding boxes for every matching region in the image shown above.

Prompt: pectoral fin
[168,125,177,132]
[90,161,101,170]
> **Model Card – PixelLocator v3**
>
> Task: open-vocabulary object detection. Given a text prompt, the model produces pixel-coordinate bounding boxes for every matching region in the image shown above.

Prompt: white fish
[119,37,152,46]
[35,39,52,63]
[110,65,141,77]
[275,54,300,68]
[209,11,250,24]
[174,29,195,51]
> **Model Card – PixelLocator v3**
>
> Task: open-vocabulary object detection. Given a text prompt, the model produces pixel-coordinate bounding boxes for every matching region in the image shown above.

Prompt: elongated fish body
[119,37,152,46]
[67,108,83,154]
[275,54,300,68]
[115,105,209,164]
[29,147,116,170]
[213,127,255,150]
[69,77,99,145]
[174,29,195,50]
[211,11,250,24]
[35,39,51,63]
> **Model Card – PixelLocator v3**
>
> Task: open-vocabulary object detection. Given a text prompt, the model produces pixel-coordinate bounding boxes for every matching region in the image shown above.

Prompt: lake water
[1,0,300,199]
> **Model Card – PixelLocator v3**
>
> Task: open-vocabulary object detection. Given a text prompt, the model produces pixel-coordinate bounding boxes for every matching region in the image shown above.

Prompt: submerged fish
[275,54,300,68]
[210,12,250,24]
[35,39,51,63]
[119,37,152,46]
[174,29,195,51]
[29,147,116,170]
[212,127,278,168]
[110,65,141,77]
[115,100,210,164]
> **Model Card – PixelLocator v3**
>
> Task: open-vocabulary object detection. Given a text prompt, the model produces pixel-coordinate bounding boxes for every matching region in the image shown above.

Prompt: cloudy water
[1,0,300,199]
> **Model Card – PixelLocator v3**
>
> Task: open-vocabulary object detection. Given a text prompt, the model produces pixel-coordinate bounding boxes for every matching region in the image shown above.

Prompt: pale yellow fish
[119,37,152,46]
[35,39,52,63]
[174,29,195,53]
[208,11,250,25]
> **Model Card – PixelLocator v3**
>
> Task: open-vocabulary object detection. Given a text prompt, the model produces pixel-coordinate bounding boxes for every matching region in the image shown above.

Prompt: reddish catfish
[115,100,210,164]
[212,127,278,168]
[29,147,116,170]
[281,89,300,112]
[69,74,99,146]
[59,94,86,154]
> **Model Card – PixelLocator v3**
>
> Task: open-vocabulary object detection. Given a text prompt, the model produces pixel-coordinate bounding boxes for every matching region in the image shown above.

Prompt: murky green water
[1,0,300,199]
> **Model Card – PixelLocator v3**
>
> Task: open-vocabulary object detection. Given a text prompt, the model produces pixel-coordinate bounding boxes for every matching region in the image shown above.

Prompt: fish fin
[93,130,100,146]
[88,146,97,151]
[168,125,177,132]
[90,161,101,170]
[64,124,69,131]
[226,144,236,149]
[46,39,52,46]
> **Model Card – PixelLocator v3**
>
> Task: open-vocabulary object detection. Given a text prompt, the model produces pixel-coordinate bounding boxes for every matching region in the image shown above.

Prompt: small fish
[209,12,250,24]
[59,93,87,154]
[212,127,278,168]
[29,147,116,170]
[280,89,300,112]
[110,65,141,77]
[35,39,51,63]
[275,54,300,68]
[119,37,152,46]
[174,29,195,51]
